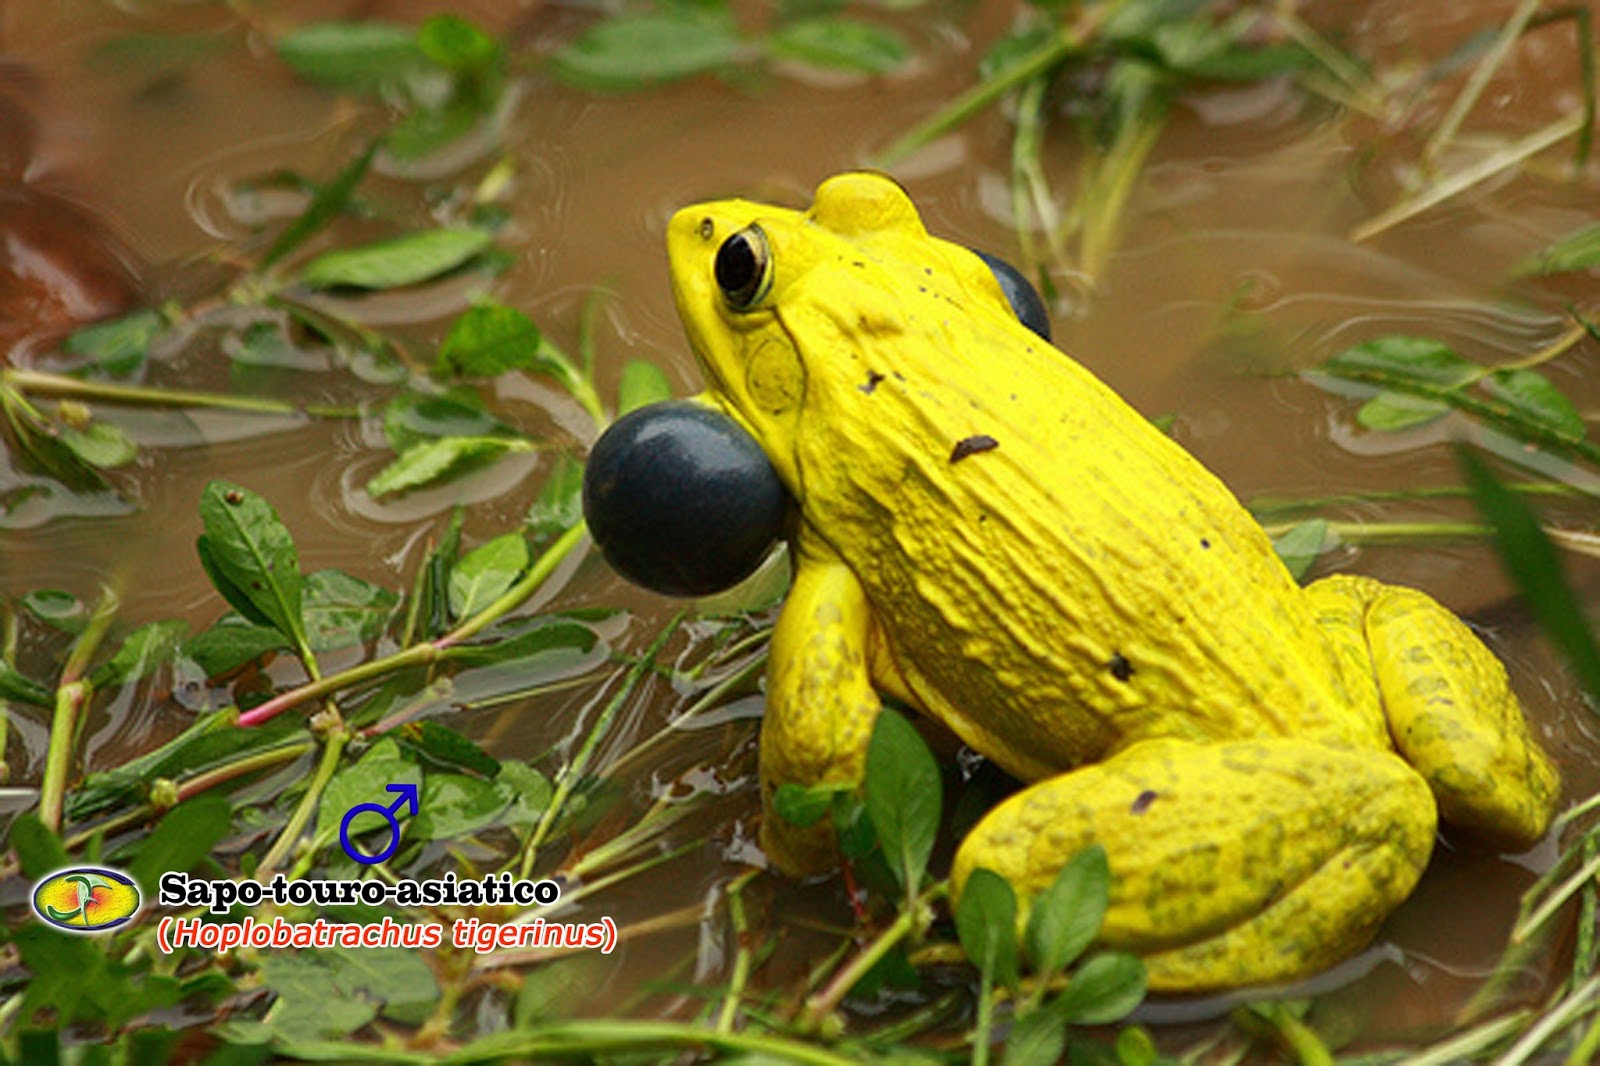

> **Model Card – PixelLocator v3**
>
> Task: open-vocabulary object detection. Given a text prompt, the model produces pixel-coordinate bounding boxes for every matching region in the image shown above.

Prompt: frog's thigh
[760,555,882,877]
[952,738,1435,991]
[1310,575,1560,848]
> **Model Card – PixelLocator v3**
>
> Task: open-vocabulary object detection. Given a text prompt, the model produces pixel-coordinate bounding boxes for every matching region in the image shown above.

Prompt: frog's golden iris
[662,172,1560,991]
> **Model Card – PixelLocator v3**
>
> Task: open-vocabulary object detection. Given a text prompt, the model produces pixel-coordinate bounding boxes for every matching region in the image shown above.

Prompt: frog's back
[782,252,1375,778]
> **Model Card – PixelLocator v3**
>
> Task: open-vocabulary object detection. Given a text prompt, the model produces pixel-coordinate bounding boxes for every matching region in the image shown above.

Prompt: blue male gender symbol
[340,783,420,864]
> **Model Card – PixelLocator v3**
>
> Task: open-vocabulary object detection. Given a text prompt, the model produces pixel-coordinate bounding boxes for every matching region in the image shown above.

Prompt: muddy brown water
[1,0,1597,1056]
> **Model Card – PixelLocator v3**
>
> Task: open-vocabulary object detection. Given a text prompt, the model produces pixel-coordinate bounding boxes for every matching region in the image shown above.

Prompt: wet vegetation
[1,0,1599,1063]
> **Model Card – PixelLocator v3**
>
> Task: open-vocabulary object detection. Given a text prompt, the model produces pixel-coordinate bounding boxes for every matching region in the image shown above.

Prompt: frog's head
[667,171,1022,498]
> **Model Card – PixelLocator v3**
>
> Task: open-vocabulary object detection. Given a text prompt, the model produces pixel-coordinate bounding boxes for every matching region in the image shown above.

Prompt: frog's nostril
[971,249,1052,343]
[583,401,788,597]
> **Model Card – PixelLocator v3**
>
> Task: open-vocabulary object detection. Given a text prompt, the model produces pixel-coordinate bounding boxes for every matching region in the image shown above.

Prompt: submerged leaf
[436,303,544,377]
[1355,391,1451,431]
[525,454,584,541]
[260,141,378,270]
[62,309,164,375]
[1480,368,1586,442]
[1513,222,1600,277]
[1270,518,1329,583]
[767,18,908,73]
[551,11,743,92]
[365,434,531,497]
[89,619,188,689]
[303,569,398,650]
[449,532,529,619]
[59,421,137,470]
[298,228,492,290]
[275,22,426,88]
[185,618,291,677]
[1323,335,1477,387]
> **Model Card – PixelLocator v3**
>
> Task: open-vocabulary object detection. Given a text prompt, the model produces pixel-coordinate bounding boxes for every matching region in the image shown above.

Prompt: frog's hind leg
[1306,574,1560,849]
[951,737,1435,991]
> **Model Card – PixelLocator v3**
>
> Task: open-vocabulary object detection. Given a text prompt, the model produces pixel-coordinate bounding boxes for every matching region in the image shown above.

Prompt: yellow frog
[663,171,1560,991]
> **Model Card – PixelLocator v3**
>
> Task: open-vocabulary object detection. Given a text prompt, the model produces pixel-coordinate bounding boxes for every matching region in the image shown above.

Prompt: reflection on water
[1,0,1596,1056]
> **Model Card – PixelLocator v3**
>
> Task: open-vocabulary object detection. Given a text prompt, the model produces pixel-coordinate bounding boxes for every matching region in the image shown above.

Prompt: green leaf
[1480,368,1586,442]
[526,454,584,542]
[411,772,512,840]
[1457,446,1600,700]
[0,659,52,707]
[1115,1026,1161,1066]
[402,721,500,777]
[219,954,376,1045]
[198,481,305,647]
[260,141,378,270]
[954,867,1019,989]
[1513,222,1600,277]
[1355,391,1451,431]
[275,22,426,88]
[298,228,492,290]
[494,760,553,830]
[22,589,87,634]
[385,99,484,162]
[2,388,111,492]
[1049,952,1147,1025]
[303,569,397,651]
[127,795,232,888]
[1323,336,1477,387]
[551,11,744,92]
[440,617,601,670]
[185,618,292,676]
[62,309,164,375]
[1270,518,1329,583]
[10,813,71,879]
[449,532,529,619]
[1004,1008,1068,1066]
[417,14,500,74]
[88,619,187,689]
[59,420,137,470]
[315,738,421,843]
[864,708,941,893]
[766,18,908,73]
[366,434,530,497]
[436,303,544,377]
[773,782,841,828]
[382,390,511,453]
[617,359,673,415]
[327,946,439,1024]
[1025,844,1110,980]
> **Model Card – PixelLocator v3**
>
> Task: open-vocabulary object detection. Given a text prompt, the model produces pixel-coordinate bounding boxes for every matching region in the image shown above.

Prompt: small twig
[255,722,349,880]
[716,869,761,1034]
[38,587,120,831]
[2,367,355,419]
[798,881,946,1033]
[1421,0,1541,170]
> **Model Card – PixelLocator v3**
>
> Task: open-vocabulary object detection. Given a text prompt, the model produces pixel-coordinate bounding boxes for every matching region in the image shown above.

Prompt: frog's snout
[582,400,789,597]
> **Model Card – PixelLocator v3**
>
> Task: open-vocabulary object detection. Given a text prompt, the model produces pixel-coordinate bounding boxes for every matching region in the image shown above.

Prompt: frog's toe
[952,738,1436,992]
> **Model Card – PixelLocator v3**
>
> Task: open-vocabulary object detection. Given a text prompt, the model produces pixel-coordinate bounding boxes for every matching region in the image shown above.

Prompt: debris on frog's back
[950,434,999,463]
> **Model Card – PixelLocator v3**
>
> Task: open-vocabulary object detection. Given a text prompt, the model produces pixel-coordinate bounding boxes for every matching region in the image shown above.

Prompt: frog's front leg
[952,738,1437,991]
[1306,575,1560,848]
[760,540,883,876]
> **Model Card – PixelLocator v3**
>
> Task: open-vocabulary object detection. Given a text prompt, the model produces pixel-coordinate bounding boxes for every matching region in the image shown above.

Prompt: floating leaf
[441,617,601,670]
[126,795,232,888]
[494,760,553,830]
[197,481,305,648]
[411,772,512,840]
[1025,845,1110,981]
[1322,335,1477,387]
[366,434,531,497]
[449,532,528,619]
[184,618,291,677]
[416,13,500,74]
[382,390,512,453]
[315,738,421,842]
[385,99,484,162]
[551,11,743,92]
[436,302,544,377]
[89,619,187,689]
[616,359,673,416]
[1050,952,1147,1025]
[62,309,164,375]
[1270,518,1329,583]
[303,569,397,650]
[22,589,87,634]
[0,659,51,707]
[767,18,908,74]
[1355,391,1451,431]
[260,141,378,270]
[401,721,500,777]
[59,421,137,470]
[298,228,492,290]
[275,22,425,88]
[955,866,1019,989]
[864,708,941,894]
[1513,222,1600,277]
[218,954,377,1045]
[1480,367,1586,442]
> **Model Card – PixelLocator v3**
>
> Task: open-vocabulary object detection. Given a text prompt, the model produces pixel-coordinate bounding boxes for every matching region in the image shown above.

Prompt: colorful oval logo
[32,867,141,932]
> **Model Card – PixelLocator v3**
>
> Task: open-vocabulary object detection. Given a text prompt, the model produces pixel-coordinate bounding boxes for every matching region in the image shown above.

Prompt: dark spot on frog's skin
[852,260,866,269]
[1107,652,1134,682]
[1131,789,1157,815]
[924,267,933,276]
[1200,538,1211,550]
[950,435,999,463]
[860,371,885,394]
[892,371,906,382]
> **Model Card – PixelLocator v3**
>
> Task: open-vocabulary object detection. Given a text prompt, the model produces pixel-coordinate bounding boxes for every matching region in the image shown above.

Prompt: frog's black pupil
[715,227,768,309]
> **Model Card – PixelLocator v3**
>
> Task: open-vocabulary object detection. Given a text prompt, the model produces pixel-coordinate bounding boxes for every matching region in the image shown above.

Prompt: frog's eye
[714,225,773,312]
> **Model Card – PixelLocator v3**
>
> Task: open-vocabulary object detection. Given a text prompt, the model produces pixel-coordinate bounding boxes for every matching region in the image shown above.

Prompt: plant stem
[517,614,681,878]
[1421,0,1541,170]
[447,1018,865,1065]
[2,367,355,418]
[971,965,996,1066]
[799,881,946,1032]
[256,723,349,880]
[716,869,762,1034]
[0,600,15,782]
[38,588,120,830]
